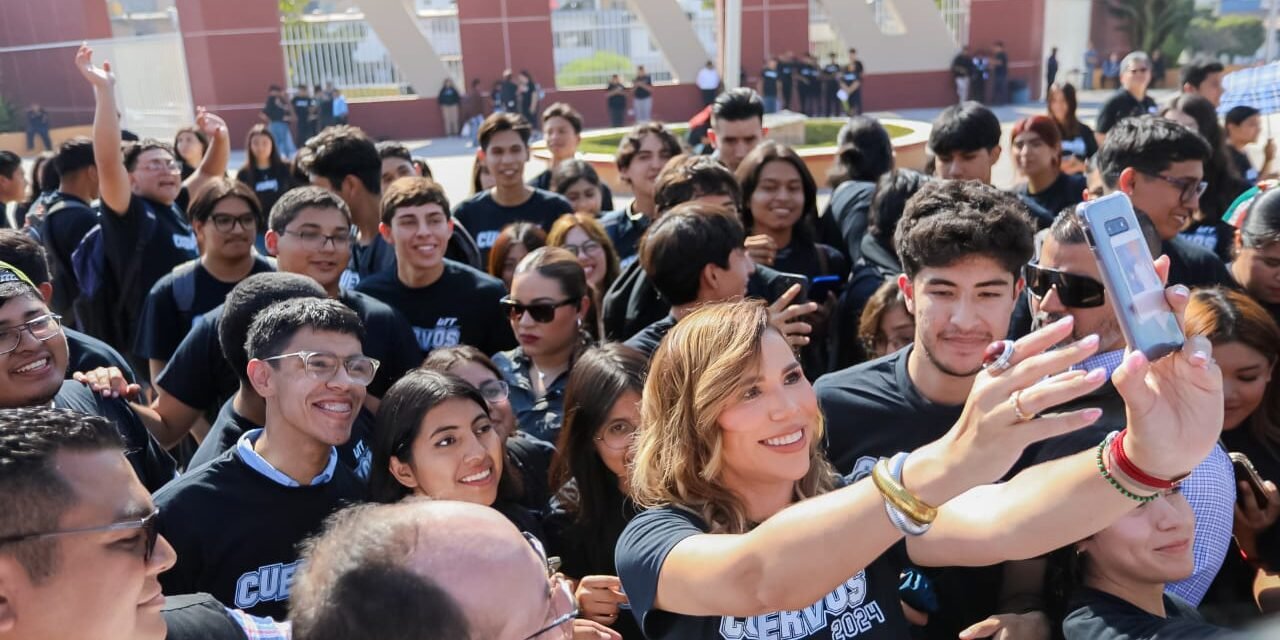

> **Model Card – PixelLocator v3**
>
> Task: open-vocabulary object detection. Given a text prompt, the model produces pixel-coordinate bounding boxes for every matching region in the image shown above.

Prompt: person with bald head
[290,499,620,640]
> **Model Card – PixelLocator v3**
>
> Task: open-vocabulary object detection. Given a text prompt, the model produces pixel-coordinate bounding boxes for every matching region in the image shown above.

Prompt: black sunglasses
[1024,264,1107,308]
[500,298,578,323]
[0,509,160,562]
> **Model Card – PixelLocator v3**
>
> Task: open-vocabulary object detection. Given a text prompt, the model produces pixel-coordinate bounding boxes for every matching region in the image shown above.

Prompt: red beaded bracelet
[1111,429,1181,490]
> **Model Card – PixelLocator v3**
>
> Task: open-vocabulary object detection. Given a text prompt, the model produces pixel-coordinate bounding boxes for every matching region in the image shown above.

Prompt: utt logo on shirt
[718,571,887,640]
[235,561,300,609]
[173,234,198,253]
[413,317,462,352]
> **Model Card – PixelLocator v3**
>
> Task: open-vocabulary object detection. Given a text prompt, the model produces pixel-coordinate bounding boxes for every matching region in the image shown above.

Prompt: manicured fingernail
[1083,408,1103,421]
[1126,351,1148,372]
[1079,334,1099,348]
[1189,350,1210,367]
[1085,367,1106,383]
[1053,315,1074,327]
[1171,285,1189,298]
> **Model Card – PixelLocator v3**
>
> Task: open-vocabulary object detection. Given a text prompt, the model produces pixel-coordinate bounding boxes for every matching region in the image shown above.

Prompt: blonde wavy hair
[629,300,835,534]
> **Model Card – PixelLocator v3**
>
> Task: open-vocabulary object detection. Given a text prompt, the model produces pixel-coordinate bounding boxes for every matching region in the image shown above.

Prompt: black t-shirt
[1231,147,1260,185]
[452,189,573,265]
[1096,91,1158,134]
[1015,171,1087,219]
[799,63,820,90]
[100,193,200,347]
[153,445,367,620]
[951,54,974,78]
[53,381,176,492]
[1063,587,1228,640]
[1015,192,1055,229]
[995,51,1009,76]
[824,179,876,265]
[814,348,1005,639]
[189,398,377,480]
[1179,218,1236,265]
[823,63,841,84]
[506,432,557,515]
[438,86,461,105]
[841,66,861,91]
[634,75,652,99]
[1221,428,1280,569]
[1163,237,1236,289]
[779,61,796,87]
[66,327,136,383]
[290,97,314,121]
[161,593,250,640]
[623,314,677,360]
[773,242,850,284]
[349,233,397,282]
[1061,123,1099,160]
[355,259,514,356]
[134,256,276,363]
[156,290,420,414]
[528,170,614,212]
[615,501,906,640]
[607,81,627,110]
[761,68,780,97]
[262,97,286,123]
[235,165,294,217]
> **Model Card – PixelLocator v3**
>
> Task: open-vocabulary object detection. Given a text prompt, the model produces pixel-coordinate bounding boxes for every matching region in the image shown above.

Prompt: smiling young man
[153,298,370,620]
[144,188,419,445]
[453,113,573,265]
[358,177,513,357]
[133,180,275,382]
[600,122,683,267]
[814,180,1036,639]
[75,45,229,352]
[0,407,177,640]
[1094,116,1234,288]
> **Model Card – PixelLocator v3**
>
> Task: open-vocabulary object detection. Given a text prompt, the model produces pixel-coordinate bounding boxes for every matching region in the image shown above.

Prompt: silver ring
[1010,390,1032,422]
[983,340,1016,374]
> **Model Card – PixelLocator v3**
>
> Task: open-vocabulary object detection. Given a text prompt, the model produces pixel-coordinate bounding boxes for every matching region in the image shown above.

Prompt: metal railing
[280,10,464,97]
[810,0,969,54]
[551,7,717,88]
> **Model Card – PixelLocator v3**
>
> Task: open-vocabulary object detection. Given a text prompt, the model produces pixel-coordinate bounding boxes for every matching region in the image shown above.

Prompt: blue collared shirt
[235,429,338,488]
[494,348,570,444]
[1166,443,1236,606]
[1073,349,1126,379]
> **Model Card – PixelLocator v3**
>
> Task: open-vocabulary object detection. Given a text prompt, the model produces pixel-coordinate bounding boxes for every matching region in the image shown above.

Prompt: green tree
[556,51,634,88]
[1186,14,1264,58]
[0,95,16,134]
[1106,0,1196,59]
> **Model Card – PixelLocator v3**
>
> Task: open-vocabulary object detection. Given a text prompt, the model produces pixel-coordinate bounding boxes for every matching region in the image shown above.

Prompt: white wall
[1043,0,1095,92]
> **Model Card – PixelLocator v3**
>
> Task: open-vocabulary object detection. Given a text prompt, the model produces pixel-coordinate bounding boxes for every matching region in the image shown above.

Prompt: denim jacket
[494,348,570,443]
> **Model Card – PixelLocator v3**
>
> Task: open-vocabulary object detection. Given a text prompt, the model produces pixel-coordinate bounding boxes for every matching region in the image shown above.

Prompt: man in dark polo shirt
[1096,51,1157,141]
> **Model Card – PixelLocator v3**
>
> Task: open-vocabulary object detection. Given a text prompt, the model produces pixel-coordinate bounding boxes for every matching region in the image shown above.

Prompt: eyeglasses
[594,420,638,451]
[1024,264,1107,308]
[500,298,579,323]
[522,532,577,640]
[0,313,63,356]
[1140,171,1208,203]
[559,241,602,257]
[1127,66,1150,74]
[261,350,381,386]
[282,229,353,250]
[0,509,160,563]
[477,379,510,404]
[137,159,182,173]
[209,213,257,234]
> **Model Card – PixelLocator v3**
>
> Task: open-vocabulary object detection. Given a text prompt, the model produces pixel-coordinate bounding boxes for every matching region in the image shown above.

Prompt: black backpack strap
[170,260,200,317]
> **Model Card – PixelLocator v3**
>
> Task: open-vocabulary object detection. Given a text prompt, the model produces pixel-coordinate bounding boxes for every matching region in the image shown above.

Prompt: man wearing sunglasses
[982,209,1238,632]
[153,298,369,620]
[1095,51,1157,143]
[1095,116,1235,288]
[290,499,615,640]
[0,262,175,493]
[358,177,515,357]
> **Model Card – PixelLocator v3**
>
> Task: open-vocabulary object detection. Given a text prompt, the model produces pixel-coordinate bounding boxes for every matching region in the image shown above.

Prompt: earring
[576,317,583,329]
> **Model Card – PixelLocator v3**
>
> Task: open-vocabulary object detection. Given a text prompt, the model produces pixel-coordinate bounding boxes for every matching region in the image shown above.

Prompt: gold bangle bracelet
[872,458,938,525]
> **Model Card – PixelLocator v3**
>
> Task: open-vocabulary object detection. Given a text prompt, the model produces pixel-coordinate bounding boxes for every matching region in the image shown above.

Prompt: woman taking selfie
[616,298,1222,639]
[544,344,647,639]
[495,247,593,443]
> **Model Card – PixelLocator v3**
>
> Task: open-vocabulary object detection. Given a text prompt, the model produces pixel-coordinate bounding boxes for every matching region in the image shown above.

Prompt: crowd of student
[5,42,1280,640]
